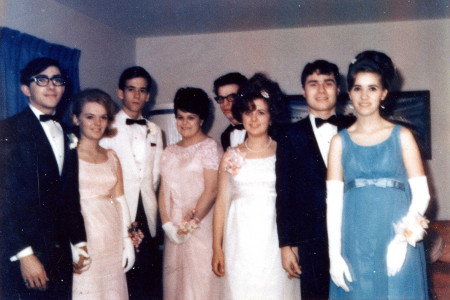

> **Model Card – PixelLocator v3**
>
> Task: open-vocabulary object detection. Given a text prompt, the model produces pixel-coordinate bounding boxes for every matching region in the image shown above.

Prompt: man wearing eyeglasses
[213,72,248,151]
[0,57,88,299]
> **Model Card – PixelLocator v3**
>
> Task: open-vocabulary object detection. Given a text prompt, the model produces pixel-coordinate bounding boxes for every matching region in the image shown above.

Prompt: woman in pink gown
[71,89,135,299]
[159,87,223,300]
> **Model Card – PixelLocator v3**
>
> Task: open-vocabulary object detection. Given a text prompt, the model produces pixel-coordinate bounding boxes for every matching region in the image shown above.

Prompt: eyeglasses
[215,93,237,104]
[30,75,65,87]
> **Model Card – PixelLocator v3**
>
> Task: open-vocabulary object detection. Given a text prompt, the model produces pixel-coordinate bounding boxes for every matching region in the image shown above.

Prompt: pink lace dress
[72,150,128,300]
[160,138,223,300]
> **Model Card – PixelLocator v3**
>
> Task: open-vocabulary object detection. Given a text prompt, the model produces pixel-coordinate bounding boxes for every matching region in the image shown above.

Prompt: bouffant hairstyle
[300,60,340,88]
[71,88,117,137]
[213,72,248,96]
[20,57,64,86]
[118,66,152,91]
[173,87,210,122]
[231,73,287,138]
[347,50,396,91]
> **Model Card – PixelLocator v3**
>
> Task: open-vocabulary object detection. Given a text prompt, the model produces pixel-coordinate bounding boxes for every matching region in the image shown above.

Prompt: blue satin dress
[330,125,428,300]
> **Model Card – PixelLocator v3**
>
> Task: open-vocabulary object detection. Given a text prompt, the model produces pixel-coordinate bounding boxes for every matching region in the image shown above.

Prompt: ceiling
[54,0,450,37]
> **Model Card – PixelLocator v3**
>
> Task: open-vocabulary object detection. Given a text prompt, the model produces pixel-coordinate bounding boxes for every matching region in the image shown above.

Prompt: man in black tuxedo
[213,72,248,150]
[0,57,88,299]
[276,60,354,300]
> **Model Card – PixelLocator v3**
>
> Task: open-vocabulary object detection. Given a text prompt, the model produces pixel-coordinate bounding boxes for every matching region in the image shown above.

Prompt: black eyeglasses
[30,75,65,87]
[215,93,237,104]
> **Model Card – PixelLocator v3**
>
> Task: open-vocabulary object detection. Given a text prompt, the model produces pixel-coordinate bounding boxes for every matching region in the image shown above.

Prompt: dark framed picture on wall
[286,90,431,159]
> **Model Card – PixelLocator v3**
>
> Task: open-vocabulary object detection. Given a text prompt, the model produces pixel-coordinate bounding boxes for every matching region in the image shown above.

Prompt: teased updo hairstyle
[173,87,210,123]
[347,50,396,91]
[232,73,287,138]
[71,88,117,137]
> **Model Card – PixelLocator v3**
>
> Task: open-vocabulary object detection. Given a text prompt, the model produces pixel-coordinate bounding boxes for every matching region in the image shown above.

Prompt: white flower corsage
[393,213,429,247]
[224,148,246,176]
[178,219,200,235]
[68,133,78,149]
[146,122,158,137]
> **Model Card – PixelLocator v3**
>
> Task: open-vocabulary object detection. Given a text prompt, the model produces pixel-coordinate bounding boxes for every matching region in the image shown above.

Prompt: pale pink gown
[73,150,128,300]
[160,137,223,300]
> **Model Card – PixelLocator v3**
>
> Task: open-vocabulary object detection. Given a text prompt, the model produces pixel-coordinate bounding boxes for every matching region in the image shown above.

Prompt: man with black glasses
[0,57,88,299]
[213,72,248,150]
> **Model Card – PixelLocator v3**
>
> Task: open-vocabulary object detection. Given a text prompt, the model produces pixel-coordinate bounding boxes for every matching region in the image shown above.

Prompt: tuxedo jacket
[275,115,355,247]
[100,110,163,237]
[0,107,86,296]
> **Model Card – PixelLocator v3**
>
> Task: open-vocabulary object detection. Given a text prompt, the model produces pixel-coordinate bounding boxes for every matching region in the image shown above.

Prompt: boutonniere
[146,122,158,138]
[67,133,79,149]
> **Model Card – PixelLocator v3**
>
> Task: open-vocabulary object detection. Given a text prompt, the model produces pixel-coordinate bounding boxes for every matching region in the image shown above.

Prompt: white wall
[136,19,450,220]
[1,0,135,98]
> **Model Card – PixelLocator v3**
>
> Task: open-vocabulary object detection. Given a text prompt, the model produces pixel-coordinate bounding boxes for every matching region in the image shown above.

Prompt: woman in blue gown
[326,51,430,299]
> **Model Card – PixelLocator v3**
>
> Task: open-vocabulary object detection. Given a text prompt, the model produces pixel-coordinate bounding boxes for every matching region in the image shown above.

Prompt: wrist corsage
[224,148,246,176]
[178,208,200,235]
[128,222,145,252]
[394,213,429,247]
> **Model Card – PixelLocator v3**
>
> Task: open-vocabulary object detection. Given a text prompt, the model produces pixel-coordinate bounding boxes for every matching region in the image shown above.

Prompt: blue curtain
[0,27,81,120]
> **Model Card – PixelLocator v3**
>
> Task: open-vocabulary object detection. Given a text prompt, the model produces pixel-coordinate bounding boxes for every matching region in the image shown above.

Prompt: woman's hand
[212,248,226,277]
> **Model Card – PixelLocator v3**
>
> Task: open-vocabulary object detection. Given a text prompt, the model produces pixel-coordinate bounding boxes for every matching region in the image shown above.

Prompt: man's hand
[281,246,301,279]
[20,254,49,291]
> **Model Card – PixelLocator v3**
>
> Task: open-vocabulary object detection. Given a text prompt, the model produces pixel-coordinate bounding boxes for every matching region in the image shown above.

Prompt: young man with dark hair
[213,72,248,150]
[100,66,163,299]
[276,60,354,300]
[0,57,88,299]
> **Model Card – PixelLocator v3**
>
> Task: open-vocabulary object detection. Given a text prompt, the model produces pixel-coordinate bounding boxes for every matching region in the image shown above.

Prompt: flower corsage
[177,208,200,235]
[128,222,145,252]
[224,148,246,176]
[67,133,79,149]
[146,122,158,137]
[394,213,429,247]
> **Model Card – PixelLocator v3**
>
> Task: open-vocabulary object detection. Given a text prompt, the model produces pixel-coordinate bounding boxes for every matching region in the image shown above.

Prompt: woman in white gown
[212,73,301,300]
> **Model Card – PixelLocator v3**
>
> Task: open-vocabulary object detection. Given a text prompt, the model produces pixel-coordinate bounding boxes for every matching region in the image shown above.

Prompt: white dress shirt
[309,114,338,167]
[229,125,246,148]
[124,114,147,179]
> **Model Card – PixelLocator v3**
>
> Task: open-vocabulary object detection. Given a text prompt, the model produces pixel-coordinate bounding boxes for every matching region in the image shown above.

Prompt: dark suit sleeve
[275,128,299,247]
[1,135,38,256]
[60,144,86,245]
[221,126,231,151]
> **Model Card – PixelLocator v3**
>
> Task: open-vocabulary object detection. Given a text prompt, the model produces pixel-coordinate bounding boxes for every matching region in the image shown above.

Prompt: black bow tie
[315,115,339,128]
[126,118,147,126]
[230,124,245,131]
[40,114,59,122]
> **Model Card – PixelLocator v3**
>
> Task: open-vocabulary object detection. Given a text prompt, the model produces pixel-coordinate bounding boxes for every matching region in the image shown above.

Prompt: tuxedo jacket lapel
[21,108,60,177]
[303,118,327,173]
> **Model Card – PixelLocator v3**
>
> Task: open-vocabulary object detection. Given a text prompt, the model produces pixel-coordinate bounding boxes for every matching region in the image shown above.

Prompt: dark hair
[173,87,210,122]
[118,66,152,91]
[213,72,248,96]
[71,88,117,137]
[232,73,287,138]
[300,60,340,88]
[20,57,63,86]
[347,50,396,91]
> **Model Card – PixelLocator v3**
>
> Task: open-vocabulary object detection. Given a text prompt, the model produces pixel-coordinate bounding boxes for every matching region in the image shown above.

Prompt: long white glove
[387,176,430,276]
[116,195,135,272]
[326,180,352,292]
[162,222,186,244]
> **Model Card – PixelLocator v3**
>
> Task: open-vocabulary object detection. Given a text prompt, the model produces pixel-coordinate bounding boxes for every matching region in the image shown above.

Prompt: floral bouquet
[128,222,145,252]
[224,148,246,176]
